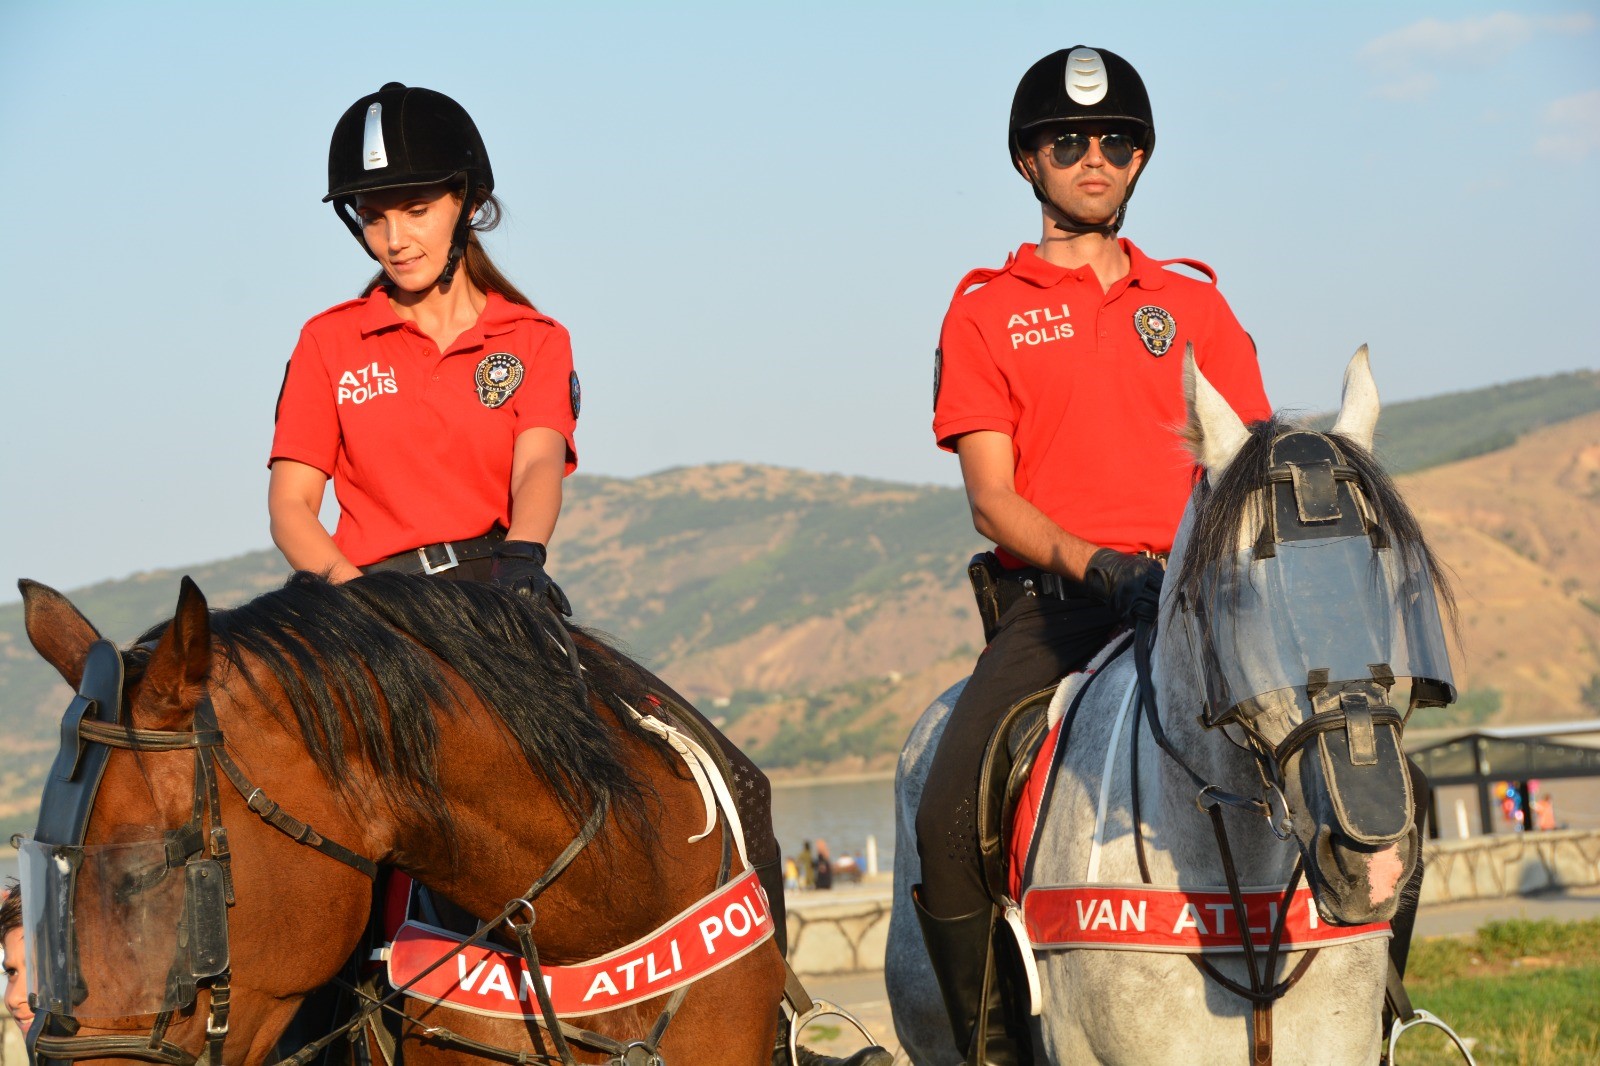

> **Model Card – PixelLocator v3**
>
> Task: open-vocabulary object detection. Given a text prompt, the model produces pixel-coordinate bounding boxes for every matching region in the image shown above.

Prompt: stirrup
[1386,1008,1476,1065]
[787,999,881,1065]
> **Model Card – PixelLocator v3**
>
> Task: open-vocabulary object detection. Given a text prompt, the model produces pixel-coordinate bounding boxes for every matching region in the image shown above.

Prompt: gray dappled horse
[888,349,1455,1064]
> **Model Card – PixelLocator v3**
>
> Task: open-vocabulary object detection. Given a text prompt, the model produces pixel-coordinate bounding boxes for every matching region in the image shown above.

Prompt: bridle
[1104,428,1458,1065]
[26,626,722,1066]
[25,640,377,1066]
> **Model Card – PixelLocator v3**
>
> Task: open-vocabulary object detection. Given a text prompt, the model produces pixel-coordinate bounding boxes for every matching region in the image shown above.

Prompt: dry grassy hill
[1401,410,1600,724]
[3,395,1598,831]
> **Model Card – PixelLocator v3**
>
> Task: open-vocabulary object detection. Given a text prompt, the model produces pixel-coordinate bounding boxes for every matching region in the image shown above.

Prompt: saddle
[974,630,1138,907]
[975,686,1056,905]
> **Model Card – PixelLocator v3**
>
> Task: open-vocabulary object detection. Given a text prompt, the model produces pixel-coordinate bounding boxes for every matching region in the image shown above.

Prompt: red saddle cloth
[1002,677,1390,954]
[1007,711,1065,903]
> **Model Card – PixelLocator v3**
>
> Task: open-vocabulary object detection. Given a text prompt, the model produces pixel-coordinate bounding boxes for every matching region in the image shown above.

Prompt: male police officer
[916,47,1271,1062]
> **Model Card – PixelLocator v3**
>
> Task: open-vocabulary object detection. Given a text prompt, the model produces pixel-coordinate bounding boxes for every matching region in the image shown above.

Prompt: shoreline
[767,768,896,789]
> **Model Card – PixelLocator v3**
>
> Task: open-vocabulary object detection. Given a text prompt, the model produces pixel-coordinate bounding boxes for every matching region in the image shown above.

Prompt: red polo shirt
[271,290,578,566]
[933,239,1270,562]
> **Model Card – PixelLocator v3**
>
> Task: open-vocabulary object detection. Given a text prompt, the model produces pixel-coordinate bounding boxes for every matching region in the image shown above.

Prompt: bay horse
[18,571,786,1064]
[887,349,1459,1064]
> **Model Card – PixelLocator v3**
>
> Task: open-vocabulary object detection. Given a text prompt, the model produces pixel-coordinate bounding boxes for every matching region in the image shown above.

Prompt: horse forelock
[128,573,664,845]
[1172,414,1455,628]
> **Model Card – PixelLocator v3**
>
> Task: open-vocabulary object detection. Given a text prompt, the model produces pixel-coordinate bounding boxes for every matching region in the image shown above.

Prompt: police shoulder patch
[1133,306,1176,357]
[569,371,582,420]
[475,352,524,408]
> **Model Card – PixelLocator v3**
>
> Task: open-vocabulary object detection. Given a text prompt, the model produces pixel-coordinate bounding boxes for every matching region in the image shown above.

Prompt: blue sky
[1,1,1596,598]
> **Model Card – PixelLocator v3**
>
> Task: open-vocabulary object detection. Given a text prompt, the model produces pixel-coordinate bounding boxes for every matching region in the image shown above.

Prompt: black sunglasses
[1042,131,1139,169]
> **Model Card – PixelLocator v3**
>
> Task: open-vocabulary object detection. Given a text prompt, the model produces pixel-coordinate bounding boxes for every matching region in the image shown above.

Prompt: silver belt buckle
[417,542,459,575]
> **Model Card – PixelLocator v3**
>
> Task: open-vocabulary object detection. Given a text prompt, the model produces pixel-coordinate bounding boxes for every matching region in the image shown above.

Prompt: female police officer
[269,82,570,601]
[268,83,886,1066]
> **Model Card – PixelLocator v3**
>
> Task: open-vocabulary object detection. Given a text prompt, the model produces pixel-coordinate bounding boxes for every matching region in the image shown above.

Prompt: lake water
[769,775,898,874]
[0,776,900,889]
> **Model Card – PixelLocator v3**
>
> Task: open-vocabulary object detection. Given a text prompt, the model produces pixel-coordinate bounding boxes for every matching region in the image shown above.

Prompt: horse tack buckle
[617,1043,662,1066]
[417,541,459,575]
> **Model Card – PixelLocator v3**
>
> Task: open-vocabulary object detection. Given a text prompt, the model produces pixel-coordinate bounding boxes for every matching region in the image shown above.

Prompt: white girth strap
[617,699,752,870]
[1084,676,1139,885]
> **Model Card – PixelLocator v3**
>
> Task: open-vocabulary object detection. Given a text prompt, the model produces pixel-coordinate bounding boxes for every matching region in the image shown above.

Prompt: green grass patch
[1399,919,1600,1064]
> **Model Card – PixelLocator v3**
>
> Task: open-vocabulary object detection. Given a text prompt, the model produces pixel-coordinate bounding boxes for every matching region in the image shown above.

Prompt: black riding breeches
[916,592,1116,920]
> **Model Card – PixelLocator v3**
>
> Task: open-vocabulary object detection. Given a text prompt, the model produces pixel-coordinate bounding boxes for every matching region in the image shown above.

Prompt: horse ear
[20,579,103,689]
[1329,344,1380,453]
[137,577,213,727]
[1183,344,1250,478]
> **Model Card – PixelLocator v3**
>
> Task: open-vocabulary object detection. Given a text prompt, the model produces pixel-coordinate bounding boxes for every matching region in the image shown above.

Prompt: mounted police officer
[270,82,888,1066]
[916,47,1272,1062]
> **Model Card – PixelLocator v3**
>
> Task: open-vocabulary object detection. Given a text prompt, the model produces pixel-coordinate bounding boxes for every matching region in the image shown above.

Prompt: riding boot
[912,887,1024,1066]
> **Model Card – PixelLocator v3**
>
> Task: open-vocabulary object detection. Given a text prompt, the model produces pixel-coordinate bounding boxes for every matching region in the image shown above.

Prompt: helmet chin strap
[436,174,476,287]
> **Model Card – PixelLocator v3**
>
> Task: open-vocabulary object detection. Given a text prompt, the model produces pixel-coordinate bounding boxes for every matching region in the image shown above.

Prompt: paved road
[800,886,1600,1063]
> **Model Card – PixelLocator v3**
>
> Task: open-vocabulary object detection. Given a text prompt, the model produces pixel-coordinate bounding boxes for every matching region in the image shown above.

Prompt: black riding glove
[490,540,572,616]
[1083,548,1164,625]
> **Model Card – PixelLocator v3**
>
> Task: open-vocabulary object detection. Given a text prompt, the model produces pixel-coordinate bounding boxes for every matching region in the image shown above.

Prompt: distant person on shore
[799,841,816,891]
[915,46,1271,1060]
[814,840,834,891]
[265,83,884,1066]
[3,880,33,1034]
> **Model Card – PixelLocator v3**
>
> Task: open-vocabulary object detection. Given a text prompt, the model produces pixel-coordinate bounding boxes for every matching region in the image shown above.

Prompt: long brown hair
[361,191,534,307]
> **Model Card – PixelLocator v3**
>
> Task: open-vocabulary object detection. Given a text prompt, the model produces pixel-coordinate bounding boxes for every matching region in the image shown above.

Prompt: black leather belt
[364,528,507,576]
[998,551,1169,608]
[999,566,1092,604]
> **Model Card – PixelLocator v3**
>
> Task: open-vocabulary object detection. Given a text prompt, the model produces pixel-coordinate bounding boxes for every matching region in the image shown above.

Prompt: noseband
[25,642,377,1066]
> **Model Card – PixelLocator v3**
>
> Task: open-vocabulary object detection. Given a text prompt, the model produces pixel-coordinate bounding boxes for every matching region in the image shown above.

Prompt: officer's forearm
[506,455,562,547]
[968,486,1099,581]
[269,499,362,583]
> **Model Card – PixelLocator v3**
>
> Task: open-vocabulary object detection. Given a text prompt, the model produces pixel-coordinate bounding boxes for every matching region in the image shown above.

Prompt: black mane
[132,573,668,841]
[1174,413,1456,623]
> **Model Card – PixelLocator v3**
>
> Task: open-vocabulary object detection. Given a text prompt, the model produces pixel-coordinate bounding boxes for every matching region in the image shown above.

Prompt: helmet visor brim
[323,171,472,203]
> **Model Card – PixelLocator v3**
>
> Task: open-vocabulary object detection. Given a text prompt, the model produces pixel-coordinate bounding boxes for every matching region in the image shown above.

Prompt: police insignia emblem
[1133,306,1176,357]
[933,347,943,410]
[569,371,582,419]
[475,352,524,408]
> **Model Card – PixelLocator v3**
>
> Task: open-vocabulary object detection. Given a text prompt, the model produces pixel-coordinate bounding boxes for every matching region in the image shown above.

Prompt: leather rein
[40,621,713,1066]
[1125,616,1323,1066]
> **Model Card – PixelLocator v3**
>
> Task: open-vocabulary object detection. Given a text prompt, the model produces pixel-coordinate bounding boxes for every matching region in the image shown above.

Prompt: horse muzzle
[1284,696,1418,925]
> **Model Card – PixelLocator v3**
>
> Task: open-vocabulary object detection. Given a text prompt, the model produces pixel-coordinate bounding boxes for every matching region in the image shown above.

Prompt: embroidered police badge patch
[475,352,524,408]
[933,347,943,410]
[1133,306,1176,357]
[569,371,582,419]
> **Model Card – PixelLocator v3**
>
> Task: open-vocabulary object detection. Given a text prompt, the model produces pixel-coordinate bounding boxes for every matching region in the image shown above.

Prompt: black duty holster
[968,552,1005,644]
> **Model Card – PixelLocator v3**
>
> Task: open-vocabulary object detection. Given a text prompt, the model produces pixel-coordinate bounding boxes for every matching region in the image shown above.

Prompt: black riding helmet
[324,82,493,285]
[1008,47,1154,234]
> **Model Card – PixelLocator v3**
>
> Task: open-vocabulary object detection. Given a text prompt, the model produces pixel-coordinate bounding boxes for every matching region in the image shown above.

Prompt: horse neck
[374,688,714,958]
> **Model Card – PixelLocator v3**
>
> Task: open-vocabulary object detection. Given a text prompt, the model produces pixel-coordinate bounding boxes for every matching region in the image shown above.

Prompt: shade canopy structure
[1408,721,1600,837]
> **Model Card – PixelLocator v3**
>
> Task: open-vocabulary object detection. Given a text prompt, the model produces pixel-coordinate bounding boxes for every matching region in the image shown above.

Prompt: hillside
[0,466,988,832]
[1400,410,1600,726]
[3,374,1598,834]
[1311,368,1600,475]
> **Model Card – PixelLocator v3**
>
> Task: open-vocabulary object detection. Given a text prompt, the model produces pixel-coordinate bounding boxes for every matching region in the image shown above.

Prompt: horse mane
[1173,413,1456,626]
[129,572,670,843]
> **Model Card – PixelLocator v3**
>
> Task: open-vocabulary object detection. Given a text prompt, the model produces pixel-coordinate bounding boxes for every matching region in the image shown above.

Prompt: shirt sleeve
[1195,289,1272,424]
[932,305,1016,452]
[268,329,340,475]
[512,321,579,474]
